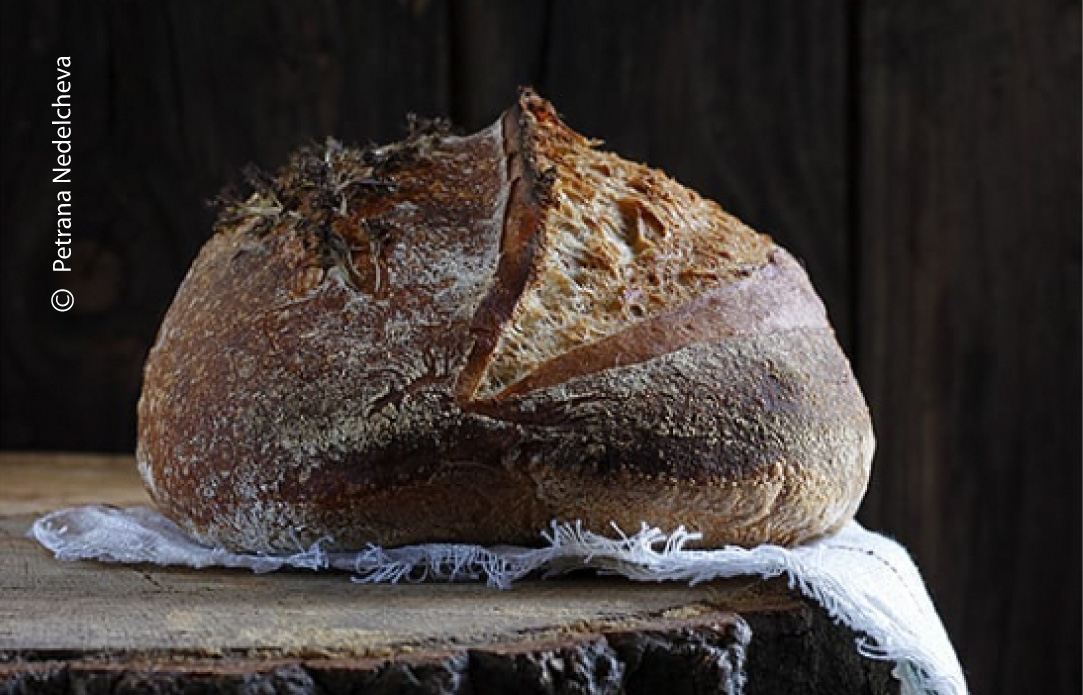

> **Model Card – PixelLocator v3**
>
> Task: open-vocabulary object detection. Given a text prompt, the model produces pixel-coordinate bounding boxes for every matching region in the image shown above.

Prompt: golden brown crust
[137,92,873,552]
[472,91,776,400]
[481,249,827,401]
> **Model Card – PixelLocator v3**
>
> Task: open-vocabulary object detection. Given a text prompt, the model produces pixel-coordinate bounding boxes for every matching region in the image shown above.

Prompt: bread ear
[137,92,872,552]
[464,91,777,402]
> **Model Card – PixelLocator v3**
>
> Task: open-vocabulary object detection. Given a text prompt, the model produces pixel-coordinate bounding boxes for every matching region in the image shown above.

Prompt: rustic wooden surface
[0,454,897,694]
[855,2,1082,693]
[0,1,1079,693]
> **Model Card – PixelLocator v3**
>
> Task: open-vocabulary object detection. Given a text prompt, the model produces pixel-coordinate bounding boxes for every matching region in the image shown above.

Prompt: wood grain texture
[540,0,854,348]
[0,454,897,694]
[0,452,148,515]
[1,2,1080,692]
[855,1,1082,693]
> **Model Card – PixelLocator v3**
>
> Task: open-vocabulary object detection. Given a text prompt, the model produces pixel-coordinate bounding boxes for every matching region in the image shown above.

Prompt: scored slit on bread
[137,89,873,552]
[465,92,776,402]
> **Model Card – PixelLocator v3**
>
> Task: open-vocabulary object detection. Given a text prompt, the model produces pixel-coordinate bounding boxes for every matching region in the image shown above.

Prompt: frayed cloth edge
[30,505,967,695]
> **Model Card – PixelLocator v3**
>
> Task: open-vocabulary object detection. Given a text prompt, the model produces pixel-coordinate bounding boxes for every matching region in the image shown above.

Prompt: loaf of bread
[137,90,874,553]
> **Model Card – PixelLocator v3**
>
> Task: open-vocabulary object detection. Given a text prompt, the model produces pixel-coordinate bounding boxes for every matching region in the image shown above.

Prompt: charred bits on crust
[139,90,874,553]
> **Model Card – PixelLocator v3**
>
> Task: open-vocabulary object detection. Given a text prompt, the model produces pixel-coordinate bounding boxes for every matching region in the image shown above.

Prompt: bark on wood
[0,454,896,694]
[2,2,1079,692]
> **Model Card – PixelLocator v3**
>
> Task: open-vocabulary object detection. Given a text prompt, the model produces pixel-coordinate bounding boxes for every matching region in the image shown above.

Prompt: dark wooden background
[2,1,1079,692]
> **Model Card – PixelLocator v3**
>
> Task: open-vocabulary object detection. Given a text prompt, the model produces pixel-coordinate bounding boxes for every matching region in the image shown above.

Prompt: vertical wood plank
[0,0,449,452]
[448,0,550,131]
[857,1,1081,693]
[541,0,854,349]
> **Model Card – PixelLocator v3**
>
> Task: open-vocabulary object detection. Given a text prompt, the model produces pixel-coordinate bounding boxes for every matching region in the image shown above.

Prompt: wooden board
[0,454,897,693]
[855,2,1082,693]
[3,3,1078,692]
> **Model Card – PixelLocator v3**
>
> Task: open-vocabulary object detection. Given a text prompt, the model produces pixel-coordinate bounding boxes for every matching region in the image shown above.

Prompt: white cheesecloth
[31,505,967,695]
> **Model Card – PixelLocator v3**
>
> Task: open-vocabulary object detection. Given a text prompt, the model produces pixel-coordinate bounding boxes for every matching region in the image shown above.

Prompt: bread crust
[137,92,873,552]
